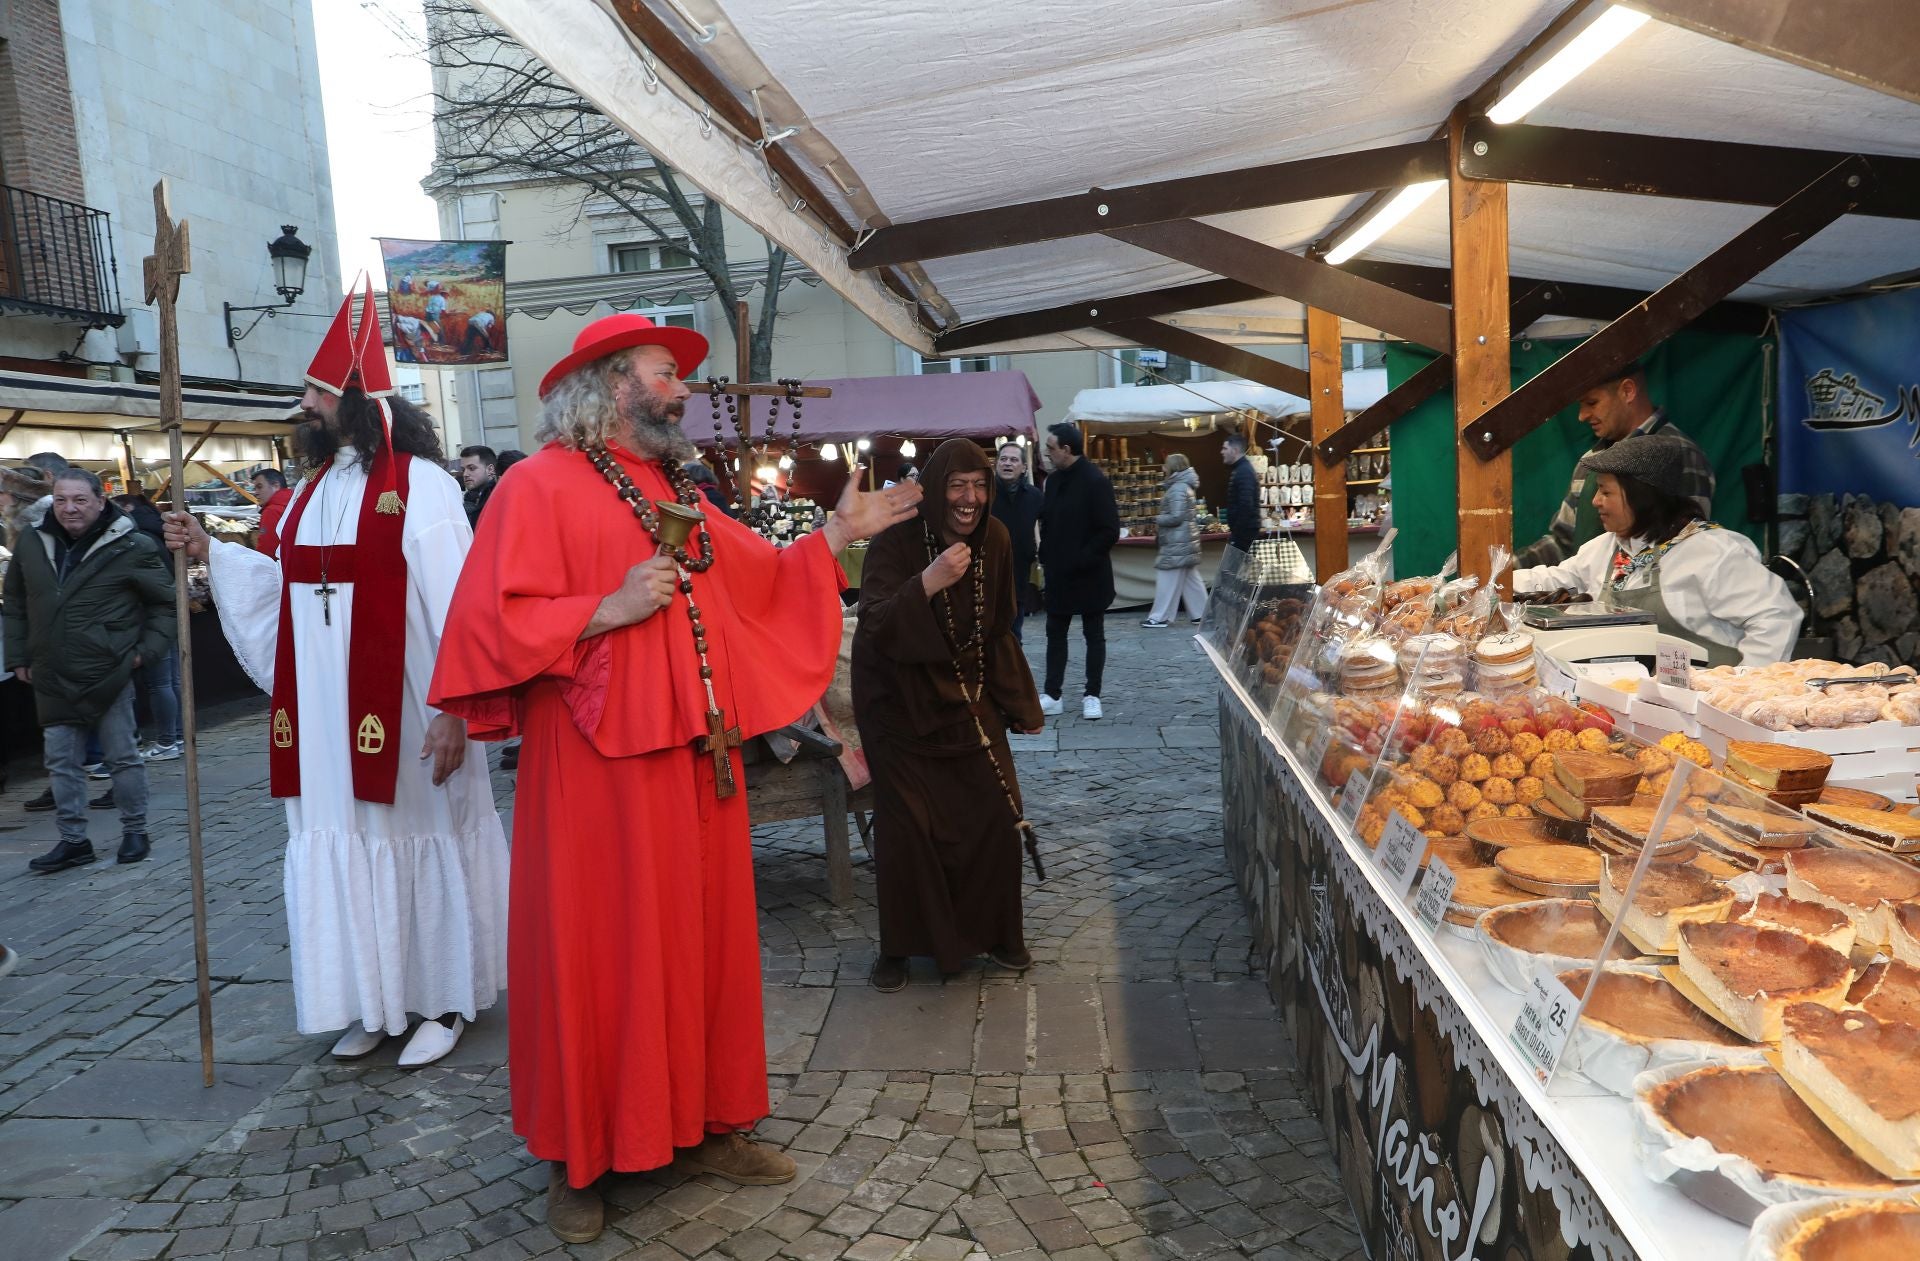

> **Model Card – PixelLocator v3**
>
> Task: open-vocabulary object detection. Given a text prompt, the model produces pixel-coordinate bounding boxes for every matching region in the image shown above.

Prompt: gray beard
[626,416,697,463]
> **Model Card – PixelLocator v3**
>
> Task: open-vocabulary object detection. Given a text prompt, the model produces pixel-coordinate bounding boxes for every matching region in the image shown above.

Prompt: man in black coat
[1037,423,1119,720]
[1222,432,1259,552]
[990,441,1043,642]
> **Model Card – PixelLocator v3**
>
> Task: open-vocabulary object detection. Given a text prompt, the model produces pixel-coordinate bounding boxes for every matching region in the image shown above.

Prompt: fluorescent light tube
[1324,182,1444,265]
[1488,5,1651,124]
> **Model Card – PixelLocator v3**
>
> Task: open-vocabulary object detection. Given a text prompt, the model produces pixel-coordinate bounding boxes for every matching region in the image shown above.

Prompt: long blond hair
[534,351,630,450]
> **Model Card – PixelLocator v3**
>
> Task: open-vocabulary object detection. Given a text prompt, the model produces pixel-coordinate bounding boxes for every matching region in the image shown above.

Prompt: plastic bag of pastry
[1742,1195,1920,1261]
[1383,549,1453,612]
[1321,530,1397,622]
[1631,1062,1917,1217]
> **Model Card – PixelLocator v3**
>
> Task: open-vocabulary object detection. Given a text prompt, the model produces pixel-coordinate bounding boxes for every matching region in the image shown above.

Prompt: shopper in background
[682,459,737,518]
[495,449,528,478]
[1143,453,1207,628]
[460,445,499,527]
[7,470,174,871]
[252,468,292,558]
[1221,432,1258,553]
[989,441,1042,643]
[1037,422,1118,720]
[113,491,183,762]
[1516,361,1713,568]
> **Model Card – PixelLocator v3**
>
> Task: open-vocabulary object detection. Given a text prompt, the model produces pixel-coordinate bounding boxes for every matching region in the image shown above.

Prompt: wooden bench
[743,723,872,905]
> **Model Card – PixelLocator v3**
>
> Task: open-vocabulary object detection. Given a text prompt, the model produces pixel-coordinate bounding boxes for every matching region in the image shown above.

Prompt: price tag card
[1336,768,1370,828]
[1300,724,1334,779]
[1656,643,1693,690]
[1412,856,1457,934]
[1372,811,1427,899]
[1509,967,1580,1080]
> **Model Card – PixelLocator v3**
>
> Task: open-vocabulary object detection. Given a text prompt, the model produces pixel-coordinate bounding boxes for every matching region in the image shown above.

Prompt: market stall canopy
[1066,369,1388,429]
[694,369,1040,448]
[0,369,300,465]
[471,0,1920,360]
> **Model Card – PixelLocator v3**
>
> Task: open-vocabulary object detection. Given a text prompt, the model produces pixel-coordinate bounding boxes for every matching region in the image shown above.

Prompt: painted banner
[1777,286,1920,501]
[378,238,508,367]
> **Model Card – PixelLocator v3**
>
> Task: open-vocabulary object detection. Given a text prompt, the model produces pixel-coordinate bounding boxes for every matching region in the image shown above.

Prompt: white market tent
[1065,369,1389,427]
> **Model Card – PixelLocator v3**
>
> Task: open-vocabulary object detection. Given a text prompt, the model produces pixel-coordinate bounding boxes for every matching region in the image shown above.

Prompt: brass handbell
[655,499,706,551]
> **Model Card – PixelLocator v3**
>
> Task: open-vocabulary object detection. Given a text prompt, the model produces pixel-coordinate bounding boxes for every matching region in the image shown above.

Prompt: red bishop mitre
[306,274,405,513]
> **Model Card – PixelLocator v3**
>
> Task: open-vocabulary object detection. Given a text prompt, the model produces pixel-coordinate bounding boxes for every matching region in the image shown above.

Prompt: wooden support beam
[686,381,832,399]
[1105,220,1453,349]
[1096,318,1311,397]
[0,408,25,448]
[1459,119,1920,220]
[1338,259,1772,334]
[1450,109,1513,592]
[1627,0,1920,106]
[195,459,259,504]
[1468,155,1876,457]
[1307,307,1348,582]
[1316,281,1561,462]
[155,422,224,501]
[935,279,1264,353]
[848,141,1446,270]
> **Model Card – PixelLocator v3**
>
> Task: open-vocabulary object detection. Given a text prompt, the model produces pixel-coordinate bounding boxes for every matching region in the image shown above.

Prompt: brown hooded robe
[852,439,1044,971]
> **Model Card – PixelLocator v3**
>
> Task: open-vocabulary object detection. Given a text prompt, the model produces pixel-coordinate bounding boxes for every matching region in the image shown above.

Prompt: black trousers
[1043,611,1106,699]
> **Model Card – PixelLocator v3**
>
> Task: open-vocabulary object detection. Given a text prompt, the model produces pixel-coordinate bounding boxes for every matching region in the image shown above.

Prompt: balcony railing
[0,184,125,328]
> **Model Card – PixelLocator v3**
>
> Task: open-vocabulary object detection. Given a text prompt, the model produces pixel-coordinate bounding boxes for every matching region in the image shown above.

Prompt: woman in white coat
[1143,454,1207,627]
[1513,434,1800,665]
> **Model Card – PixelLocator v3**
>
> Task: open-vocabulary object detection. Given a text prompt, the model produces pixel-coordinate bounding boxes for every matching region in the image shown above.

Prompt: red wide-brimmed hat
[538,312,710,398]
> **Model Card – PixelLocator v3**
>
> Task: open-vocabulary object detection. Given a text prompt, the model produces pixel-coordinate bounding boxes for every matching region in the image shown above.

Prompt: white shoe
[1038,695,1063,716]
[144,741,183,762]
[399,1016,465,1067]
[330,1025,387,1060]
[1082,696,1104,720]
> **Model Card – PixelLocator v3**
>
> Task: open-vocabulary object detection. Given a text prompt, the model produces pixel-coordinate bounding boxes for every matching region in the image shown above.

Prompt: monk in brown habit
[853,438,1045,992]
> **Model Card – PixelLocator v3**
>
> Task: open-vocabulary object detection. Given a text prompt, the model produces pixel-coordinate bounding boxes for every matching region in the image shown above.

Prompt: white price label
[1509,968,1581,1080]
[1373,811,1428,898]
[1656,644,1693,690]
[1301,724,1334,779]
[1336,769,1371,828]
[1412,857,1457,934]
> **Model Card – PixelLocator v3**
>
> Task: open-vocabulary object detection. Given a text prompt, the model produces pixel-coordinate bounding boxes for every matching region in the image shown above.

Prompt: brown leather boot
[546,1162,604,1243]
[678,1132,798,1185]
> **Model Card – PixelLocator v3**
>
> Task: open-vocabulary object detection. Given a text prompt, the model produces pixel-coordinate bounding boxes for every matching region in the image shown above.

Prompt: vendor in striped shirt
[1515,361,1714,568]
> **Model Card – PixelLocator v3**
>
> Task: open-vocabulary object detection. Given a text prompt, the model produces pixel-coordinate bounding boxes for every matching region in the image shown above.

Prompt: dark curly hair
[296,390,445,472]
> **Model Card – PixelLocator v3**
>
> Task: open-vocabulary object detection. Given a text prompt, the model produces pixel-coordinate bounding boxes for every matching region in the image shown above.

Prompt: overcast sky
[312,0,440,288]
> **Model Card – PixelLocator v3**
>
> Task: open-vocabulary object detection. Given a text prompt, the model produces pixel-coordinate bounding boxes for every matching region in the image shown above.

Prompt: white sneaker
[145,741,183,761]
[399,1016,465,1067]
[1082,696,1104,720]
[1038,695,1063,716]
[330,1025,387,1060]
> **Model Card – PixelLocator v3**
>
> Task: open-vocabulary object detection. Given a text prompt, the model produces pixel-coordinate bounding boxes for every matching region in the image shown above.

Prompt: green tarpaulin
[1385,331,1771,577]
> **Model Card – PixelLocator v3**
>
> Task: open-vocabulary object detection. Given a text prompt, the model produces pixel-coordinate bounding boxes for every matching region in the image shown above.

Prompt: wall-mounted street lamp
[224,225,312,345]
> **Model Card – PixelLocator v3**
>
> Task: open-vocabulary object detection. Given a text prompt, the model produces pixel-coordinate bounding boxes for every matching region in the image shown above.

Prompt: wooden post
[1449,106,1513,590]
[732,300,752,505]
[144,179,215,1088]
[115,430,136,494]
[1307,307,1348,581]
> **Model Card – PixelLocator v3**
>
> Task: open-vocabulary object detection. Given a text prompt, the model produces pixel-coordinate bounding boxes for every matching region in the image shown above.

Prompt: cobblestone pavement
[0,620,1359,1261]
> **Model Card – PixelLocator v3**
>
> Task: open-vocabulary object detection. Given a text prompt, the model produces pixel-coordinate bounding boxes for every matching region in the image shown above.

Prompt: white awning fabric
[0,370,300,465]
[470,0,1920,355]
[1065,369,1389,427]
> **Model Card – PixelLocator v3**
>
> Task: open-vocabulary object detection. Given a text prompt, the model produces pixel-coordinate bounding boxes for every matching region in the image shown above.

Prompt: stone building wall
[1779,492,1920,668]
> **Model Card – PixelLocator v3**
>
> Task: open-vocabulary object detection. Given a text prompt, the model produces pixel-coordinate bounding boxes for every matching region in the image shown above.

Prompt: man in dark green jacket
[5,470,176,871]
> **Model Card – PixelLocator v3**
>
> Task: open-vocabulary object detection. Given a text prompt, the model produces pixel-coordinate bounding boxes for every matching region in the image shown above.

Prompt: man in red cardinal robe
[429,313,921,1244]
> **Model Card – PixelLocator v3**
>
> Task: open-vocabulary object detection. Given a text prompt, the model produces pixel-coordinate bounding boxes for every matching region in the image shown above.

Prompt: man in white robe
[166,282,507,1065]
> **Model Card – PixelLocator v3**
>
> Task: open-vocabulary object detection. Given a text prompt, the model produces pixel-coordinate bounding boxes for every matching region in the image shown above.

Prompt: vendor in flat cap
[1513,433,1800,664]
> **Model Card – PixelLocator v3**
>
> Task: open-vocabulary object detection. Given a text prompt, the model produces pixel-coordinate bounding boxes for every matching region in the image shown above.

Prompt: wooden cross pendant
[698,707,743,798]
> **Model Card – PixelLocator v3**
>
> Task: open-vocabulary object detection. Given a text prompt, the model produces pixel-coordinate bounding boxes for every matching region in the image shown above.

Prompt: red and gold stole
[267,448,411,805]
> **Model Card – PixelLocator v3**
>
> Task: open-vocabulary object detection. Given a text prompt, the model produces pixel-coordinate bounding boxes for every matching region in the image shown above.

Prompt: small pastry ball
[1635,747,1674,774]
[1427,755,1461,787]
[1447,781,1484,811]
[1396,804,1428,830]
[1641,771,1672,799]
[1359,811,1386,846]
[1467,802,1503,822]
[1423,828,1448,840]
[1407,778,1446,810]
[1408,744,1439,775]
[1377,788,1409,815]
[1429,804,1465,836]
[1460,700,1496,725]
[1481,776,1516,806]
[1528,752,1557,779]
[1501,717,1533,736]
[1516,775,1545,804]
[1435,728,1473,757]
[1576,727,1611,753]
[1675,738,1712,768]
[1490,752,1526,780]
[1472,727,1512,756]
[1458,753,1493,783]
[1511,732,1545,761]
[1544,729,1577,752]
[1503,803,1534,819]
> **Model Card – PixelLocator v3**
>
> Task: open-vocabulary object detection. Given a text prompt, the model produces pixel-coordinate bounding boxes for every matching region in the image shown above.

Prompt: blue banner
[1777,287,1920,501]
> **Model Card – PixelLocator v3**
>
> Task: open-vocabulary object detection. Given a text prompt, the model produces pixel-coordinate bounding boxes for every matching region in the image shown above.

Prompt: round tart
[1819,786,1895,812]
[1533,798,1587,842]
[1443,865,1532,925]
[1642,1064,1895,1190]
[1676,921,1852,1042]
[1784,849,1920,946]
[1558,967,1748,1046]
[1479,899,1636,961]
[1496,844,1602,896]
[1424,836,1479,872]
[1464,815,1558,863]
[1777,1201,1920,1261]
[1596,857,1732,955]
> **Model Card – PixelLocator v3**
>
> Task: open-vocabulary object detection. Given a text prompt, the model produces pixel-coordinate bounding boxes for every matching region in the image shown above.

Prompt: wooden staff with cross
[146,179,216,1088]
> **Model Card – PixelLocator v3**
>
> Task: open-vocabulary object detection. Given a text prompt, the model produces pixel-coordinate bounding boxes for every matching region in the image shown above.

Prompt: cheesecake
[1494,844,1602,896]
[1676,921,1850,1041]
[1804,802,1920,854]
[1849,959,1920,1027]
[1558,966,1749,1048]
[1589,804,1699,855]
[1734,893,1856,958]
[1726,740,1833,793]
[1478,899,1636,962]
[1780,1004,1920,1179]
[1777,1201,1920,1261]
[1551,750,1641,802]
[1703,802,1821,849]
[1594,856,1732,954]
[1641,1064,1891,1190]
[1784,849,1920,948]
[1891,902,1920,968]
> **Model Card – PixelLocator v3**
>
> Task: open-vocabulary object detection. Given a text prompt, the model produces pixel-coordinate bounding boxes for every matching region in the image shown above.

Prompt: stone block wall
[1779,493,1920,668]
